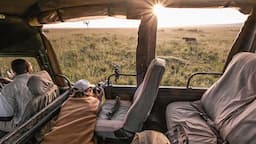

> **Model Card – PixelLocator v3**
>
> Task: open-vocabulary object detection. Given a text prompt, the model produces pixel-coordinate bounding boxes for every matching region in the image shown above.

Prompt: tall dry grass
[43,26,240,87]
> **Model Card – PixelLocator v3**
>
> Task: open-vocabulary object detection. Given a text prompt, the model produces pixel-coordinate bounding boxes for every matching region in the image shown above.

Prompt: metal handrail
[0,90,70,144]
[186,72,223,88]
[107,73,136,86]
[55,74,72,88]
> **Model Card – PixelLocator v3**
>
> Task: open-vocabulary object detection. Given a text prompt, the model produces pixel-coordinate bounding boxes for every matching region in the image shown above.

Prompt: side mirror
[113,64,120,82]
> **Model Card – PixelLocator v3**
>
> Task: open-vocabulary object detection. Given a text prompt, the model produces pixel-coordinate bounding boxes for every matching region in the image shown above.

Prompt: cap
[73,79,95,92]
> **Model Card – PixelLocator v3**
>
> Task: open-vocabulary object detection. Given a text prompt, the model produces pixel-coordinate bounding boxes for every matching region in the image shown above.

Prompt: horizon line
[43,22,243,29]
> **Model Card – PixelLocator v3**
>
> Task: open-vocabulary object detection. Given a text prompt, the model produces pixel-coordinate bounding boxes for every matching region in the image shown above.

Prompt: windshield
[44,28,138,85]
[156,26,240,87]
[43,8,247,87]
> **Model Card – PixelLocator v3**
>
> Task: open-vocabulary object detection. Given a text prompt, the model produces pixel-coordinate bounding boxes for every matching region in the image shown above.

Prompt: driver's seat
[96,58,166,141]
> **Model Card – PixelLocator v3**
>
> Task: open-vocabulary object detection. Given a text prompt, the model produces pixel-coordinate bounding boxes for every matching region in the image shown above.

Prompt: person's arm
[0,77,12,84]
[0,85,15,119]
[94,87,104,102]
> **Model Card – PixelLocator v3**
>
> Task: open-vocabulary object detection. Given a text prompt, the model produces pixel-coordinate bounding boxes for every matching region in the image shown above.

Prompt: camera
[93,86,101,94]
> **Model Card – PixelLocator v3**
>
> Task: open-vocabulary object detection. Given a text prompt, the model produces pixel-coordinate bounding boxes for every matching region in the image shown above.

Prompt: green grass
[0,57,40,77]
[42,25,240,87]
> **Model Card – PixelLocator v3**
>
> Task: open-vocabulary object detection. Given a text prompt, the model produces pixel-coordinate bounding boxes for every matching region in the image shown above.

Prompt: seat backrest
[221,97,256,143]
[201,52,256,130]
[20,71,59,124]
[29,76,58,112]
[123,58,165,132]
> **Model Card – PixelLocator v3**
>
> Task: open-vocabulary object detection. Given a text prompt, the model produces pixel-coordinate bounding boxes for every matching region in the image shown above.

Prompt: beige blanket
[131,130,170,144]
[42,96,99,144]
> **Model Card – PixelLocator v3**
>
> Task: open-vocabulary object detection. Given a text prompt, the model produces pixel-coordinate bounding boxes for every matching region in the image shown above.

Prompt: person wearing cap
[71,79,103,101]
[42,79,103,144]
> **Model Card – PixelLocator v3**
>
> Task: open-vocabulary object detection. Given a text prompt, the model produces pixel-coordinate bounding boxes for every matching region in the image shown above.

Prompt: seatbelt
[106,96,120,120]
[190,103,228,144]
[0,116,13,121]
[165,124,188,144]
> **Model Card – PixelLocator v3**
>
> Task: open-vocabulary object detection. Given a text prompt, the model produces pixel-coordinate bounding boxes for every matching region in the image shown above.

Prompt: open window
[156,8,248,88]
[43,25,138,86]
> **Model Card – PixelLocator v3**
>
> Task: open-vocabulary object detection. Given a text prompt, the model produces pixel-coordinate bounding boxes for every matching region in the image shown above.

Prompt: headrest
[27,71,54,96]
[33,70,53,82]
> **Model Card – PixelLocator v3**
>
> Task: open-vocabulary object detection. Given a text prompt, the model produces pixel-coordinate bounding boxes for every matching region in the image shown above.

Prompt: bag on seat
[131,130,170,144]
[165,124,188,144]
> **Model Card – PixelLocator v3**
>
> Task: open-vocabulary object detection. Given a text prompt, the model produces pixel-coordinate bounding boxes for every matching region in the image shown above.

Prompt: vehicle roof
[0,0,254,24]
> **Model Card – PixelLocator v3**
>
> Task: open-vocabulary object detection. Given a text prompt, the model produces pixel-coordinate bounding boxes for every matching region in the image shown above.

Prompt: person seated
[0,59,33,133]
[42,79,103,144]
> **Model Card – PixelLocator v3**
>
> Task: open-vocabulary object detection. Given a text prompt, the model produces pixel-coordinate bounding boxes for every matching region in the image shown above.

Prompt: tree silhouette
[83,21,90,28]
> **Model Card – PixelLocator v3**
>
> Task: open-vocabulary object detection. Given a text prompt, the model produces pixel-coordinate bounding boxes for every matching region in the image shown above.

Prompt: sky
[43,8,248,29]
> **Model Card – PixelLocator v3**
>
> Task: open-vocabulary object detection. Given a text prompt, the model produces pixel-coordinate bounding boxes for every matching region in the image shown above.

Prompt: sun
[153,4,165,17]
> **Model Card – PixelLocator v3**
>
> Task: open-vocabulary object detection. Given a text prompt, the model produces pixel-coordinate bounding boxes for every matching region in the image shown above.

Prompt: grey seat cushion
[165,52,256,144]
[166,101,217,144]
[96,99,131,132]
[96,100,131,138]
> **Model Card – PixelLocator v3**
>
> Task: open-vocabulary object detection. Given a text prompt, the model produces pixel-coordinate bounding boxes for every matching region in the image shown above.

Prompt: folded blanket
[42,96,99,144]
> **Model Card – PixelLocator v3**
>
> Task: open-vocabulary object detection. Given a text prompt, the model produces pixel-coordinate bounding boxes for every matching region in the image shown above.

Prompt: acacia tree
[83,21,90,28]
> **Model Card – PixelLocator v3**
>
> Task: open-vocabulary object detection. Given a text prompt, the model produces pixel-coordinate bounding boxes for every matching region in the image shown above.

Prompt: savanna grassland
[43,25,240,87]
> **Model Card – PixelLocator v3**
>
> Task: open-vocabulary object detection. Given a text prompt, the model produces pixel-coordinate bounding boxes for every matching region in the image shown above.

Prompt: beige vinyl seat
[21,70,59,125]
[96,58,166,141]
[165,52,256,144]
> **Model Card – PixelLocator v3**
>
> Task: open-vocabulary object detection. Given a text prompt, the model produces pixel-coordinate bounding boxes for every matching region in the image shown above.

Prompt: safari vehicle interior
[0,0,256,144]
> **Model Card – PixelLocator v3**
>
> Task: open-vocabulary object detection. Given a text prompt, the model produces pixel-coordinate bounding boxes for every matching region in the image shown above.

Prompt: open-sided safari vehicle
[0,0,256,144]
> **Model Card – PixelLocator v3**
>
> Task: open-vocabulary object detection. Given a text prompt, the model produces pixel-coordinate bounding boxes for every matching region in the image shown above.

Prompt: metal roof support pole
[223,8,256,71]
[136,13,157,85]
[40,33,67,88]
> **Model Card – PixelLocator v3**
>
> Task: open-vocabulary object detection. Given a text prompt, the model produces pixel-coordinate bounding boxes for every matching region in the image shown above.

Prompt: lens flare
[153,4,165,17]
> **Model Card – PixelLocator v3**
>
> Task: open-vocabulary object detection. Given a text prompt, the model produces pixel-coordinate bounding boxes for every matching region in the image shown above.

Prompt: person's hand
[7,69,14,79]
[94,87,104,101]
